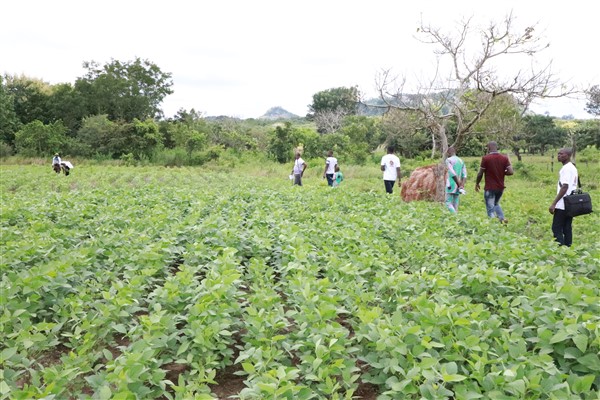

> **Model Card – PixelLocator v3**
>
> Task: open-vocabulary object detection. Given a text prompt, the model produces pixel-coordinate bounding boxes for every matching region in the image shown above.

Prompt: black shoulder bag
[563,177,593,217]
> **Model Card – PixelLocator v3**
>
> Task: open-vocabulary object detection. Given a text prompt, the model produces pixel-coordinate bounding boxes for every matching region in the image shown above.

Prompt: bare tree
[376,13,575,200]
[314,107,348,135]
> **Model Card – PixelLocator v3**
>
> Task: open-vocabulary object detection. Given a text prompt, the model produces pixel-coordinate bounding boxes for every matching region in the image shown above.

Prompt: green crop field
[1,158,599,399]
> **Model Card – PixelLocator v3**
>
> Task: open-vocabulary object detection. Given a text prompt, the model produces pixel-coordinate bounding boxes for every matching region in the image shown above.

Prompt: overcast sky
[2,0,598,119]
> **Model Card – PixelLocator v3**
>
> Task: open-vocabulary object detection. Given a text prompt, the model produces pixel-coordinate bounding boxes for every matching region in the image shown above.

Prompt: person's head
[335,165,340,172]
[557,148,573,164]
[486,141,498,153]
[447,146,456,157]
[327,150,333,157]
[295,152,301,159]
[387,146,395,154]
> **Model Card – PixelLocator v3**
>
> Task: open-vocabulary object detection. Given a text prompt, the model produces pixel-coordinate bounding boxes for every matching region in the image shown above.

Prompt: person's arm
[549,183,569,214]
[475,168,484,192]
[446,159,459,187]
[302,162,307,175]
[505,164,514,176]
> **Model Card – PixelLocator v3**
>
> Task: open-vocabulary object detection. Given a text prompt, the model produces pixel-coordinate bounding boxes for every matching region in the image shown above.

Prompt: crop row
[1,166,599,399]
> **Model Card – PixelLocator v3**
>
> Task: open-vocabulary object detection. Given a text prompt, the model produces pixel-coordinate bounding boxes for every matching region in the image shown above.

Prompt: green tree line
[1,58,599,165]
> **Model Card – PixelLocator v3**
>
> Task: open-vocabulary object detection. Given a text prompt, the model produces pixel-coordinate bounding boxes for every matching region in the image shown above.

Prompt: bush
[577,145,599,163]
[154,148,188,167]
[0,142,14,158]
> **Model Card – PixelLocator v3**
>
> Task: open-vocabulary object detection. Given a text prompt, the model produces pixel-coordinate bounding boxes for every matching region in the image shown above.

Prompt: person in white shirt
[52,153,62,173]
[322,150,338,187]
[291,152,307,186]
[549,148,578,247]
[380,146,401,194]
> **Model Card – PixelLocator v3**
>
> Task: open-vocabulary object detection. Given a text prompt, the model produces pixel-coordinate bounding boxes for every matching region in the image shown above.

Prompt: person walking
[380,146,401,194]
[445,146,467,213]
[475,141,513,222]
[291,152,307,186]
[332,165,344,188]
[549,148,578,247]
[322,150,338,186]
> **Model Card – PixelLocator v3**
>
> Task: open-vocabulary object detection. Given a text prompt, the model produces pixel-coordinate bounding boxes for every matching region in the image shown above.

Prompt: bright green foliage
[1,163,599,399]
[523,115,566,155]
[0,75,21,145]
[308,86,359,116]
[14,120,68,157]
[74,58,173,121]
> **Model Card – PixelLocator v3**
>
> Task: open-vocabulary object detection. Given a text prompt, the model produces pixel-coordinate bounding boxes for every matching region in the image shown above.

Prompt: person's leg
[384,180,394,194]
[453,193,460,212]
[484,190,496,217]
[446,193,457,213]
[294,174,302,186]
[563,214,573,247]
[493,190,505,220]
[326,174,334,186]
[552,209,566,245]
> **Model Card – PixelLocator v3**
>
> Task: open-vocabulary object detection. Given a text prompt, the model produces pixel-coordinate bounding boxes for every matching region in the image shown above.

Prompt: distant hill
[259,106,300,120]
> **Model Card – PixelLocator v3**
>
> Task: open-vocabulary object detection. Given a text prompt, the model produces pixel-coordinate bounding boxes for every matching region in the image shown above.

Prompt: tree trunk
[512,146,522,162]
[434,123,448,203]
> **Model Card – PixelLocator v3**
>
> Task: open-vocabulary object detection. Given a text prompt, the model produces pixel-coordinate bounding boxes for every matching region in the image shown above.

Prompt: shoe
[500,219,508,224]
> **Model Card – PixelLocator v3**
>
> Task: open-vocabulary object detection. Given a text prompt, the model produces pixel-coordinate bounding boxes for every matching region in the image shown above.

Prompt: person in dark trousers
[322,150,338,186]
[475,141,513,223]
[380,146,401,194]
[549,148,578,246]
[291,152,307,186]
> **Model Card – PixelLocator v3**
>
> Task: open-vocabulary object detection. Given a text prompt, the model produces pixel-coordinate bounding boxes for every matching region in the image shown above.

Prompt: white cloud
[2,0,598,118]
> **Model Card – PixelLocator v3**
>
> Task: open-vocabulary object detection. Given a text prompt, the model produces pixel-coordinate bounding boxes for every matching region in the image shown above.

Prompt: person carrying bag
[563,177,593,218]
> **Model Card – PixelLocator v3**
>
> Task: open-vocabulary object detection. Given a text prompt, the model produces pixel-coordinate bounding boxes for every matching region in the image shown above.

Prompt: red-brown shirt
[480,152,511,191]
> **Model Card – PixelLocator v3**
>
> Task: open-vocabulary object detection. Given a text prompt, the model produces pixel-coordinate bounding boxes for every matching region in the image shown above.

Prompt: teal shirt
[445,156,466,194]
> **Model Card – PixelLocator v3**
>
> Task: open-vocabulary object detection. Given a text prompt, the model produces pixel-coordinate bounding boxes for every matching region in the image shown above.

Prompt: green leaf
[578,353,600,372]
[443,374,467,382]
[506,379,526,395]
[176,340,190,356]
[102,349,113,361]
[571,374,595,394]
[1,347,17,362]
[549,330,570,344]
[572,334,588,353]
[241,362,255,374]
[98,385,112,400]
[0,380,10,396]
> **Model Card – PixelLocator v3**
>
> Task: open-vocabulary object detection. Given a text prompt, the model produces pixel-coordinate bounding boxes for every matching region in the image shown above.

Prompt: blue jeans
[484,190,505,220]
